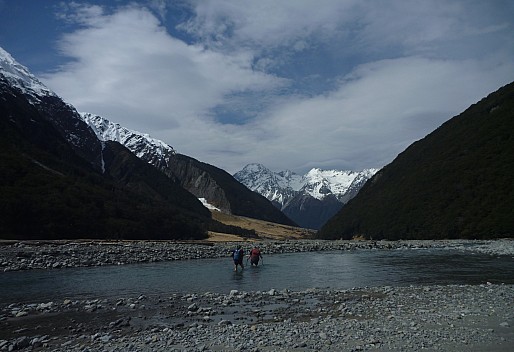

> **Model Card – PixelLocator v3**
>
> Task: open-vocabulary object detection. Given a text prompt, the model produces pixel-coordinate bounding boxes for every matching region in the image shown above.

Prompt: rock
[100,335,112,343]
[61,340,72,347]
[500,322,510,327]
[37,302,53,310]
[13,336,30,350]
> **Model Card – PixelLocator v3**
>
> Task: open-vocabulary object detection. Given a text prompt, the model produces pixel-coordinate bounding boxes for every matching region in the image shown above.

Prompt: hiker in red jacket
[248,246,263,266]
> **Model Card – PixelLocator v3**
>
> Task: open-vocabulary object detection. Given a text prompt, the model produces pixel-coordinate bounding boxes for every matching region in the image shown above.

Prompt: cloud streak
[40,0,514,174]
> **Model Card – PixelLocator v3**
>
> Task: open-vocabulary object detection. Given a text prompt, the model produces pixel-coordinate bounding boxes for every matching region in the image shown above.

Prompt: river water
[1,248,513,304]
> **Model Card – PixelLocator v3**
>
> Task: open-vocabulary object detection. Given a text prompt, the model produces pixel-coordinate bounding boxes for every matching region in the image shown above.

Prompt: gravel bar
[1,284,513,351]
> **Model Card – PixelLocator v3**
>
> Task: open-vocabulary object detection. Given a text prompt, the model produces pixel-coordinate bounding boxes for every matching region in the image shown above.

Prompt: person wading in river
[248,246,263,266]
[232,245,245,271]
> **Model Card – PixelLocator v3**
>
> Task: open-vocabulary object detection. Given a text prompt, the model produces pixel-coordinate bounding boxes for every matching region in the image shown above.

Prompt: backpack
[233,248,242,260]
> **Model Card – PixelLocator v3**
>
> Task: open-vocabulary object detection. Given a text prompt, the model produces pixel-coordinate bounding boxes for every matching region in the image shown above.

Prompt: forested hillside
[318,82,514,240]
[0,75,210,240]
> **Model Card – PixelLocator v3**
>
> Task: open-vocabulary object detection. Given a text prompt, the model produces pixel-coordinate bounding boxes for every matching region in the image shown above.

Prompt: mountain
[234,164,378,229]
[318,82,514,240]
[80,113,296,227]
[0,46,210,240]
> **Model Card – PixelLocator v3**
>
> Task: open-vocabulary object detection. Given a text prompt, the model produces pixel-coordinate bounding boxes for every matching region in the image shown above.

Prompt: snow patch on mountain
[199,198,220,212]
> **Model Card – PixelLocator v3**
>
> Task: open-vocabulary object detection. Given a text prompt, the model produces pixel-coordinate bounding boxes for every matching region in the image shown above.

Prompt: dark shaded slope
[165,154,297,227]
[283,194,343,230]
[0,78,209,240]
[318,82,514,240]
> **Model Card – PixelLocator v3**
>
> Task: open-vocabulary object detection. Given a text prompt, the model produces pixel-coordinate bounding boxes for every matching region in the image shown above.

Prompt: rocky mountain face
[81,111,296,227]
[234,164,378,229]
[318,81,514,240]
[0,46,210,240]
[0,48,104,171]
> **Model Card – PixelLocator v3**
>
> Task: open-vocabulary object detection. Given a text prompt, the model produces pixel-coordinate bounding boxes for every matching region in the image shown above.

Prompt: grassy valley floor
[209,211,316,241]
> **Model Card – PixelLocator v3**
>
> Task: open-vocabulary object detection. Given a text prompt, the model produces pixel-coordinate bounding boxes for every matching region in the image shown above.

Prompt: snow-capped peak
[234,164,379,205]
[80,112,176,168]
[0,46,55,102]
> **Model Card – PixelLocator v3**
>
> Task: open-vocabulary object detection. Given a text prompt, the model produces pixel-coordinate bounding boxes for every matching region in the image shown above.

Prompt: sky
[1,0,513,174]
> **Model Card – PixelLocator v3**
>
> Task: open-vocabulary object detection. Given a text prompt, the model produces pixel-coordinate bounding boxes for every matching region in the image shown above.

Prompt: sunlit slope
[208,211,315,241]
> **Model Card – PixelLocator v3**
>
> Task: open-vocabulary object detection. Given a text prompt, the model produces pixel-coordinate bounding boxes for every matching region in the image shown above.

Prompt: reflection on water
[1,248,513,304]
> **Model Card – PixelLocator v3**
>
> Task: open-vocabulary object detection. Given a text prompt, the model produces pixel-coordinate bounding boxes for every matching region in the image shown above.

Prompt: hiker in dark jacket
[232,245,245,271]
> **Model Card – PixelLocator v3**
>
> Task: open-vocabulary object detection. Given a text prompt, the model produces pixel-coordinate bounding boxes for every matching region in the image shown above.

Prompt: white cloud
[181,0,355,45]
[42,5,284,136]
[41,1,514,175]
[223,56,514,173]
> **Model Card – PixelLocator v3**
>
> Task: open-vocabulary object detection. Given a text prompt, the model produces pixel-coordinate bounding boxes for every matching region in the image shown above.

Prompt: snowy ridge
[234,163,379,205]
[0,46,55,103]
[0,46,100,153]
[81,112,176,168]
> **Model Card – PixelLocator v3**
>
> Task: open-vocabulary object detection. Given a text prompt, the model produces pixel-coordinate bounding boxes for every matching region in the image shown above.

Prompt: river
[1,248,513,304]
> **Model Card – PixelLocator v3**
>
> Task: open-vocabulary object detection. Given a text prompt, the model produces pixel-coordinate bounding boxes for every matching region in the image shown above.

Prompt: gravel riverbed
[1,239,513,351]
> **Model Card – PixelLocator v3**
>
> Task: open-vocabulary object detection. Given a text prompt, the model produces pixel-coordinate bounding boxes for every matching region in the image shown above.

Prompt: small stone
[500,322,510,328]
[100,335,112,343]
